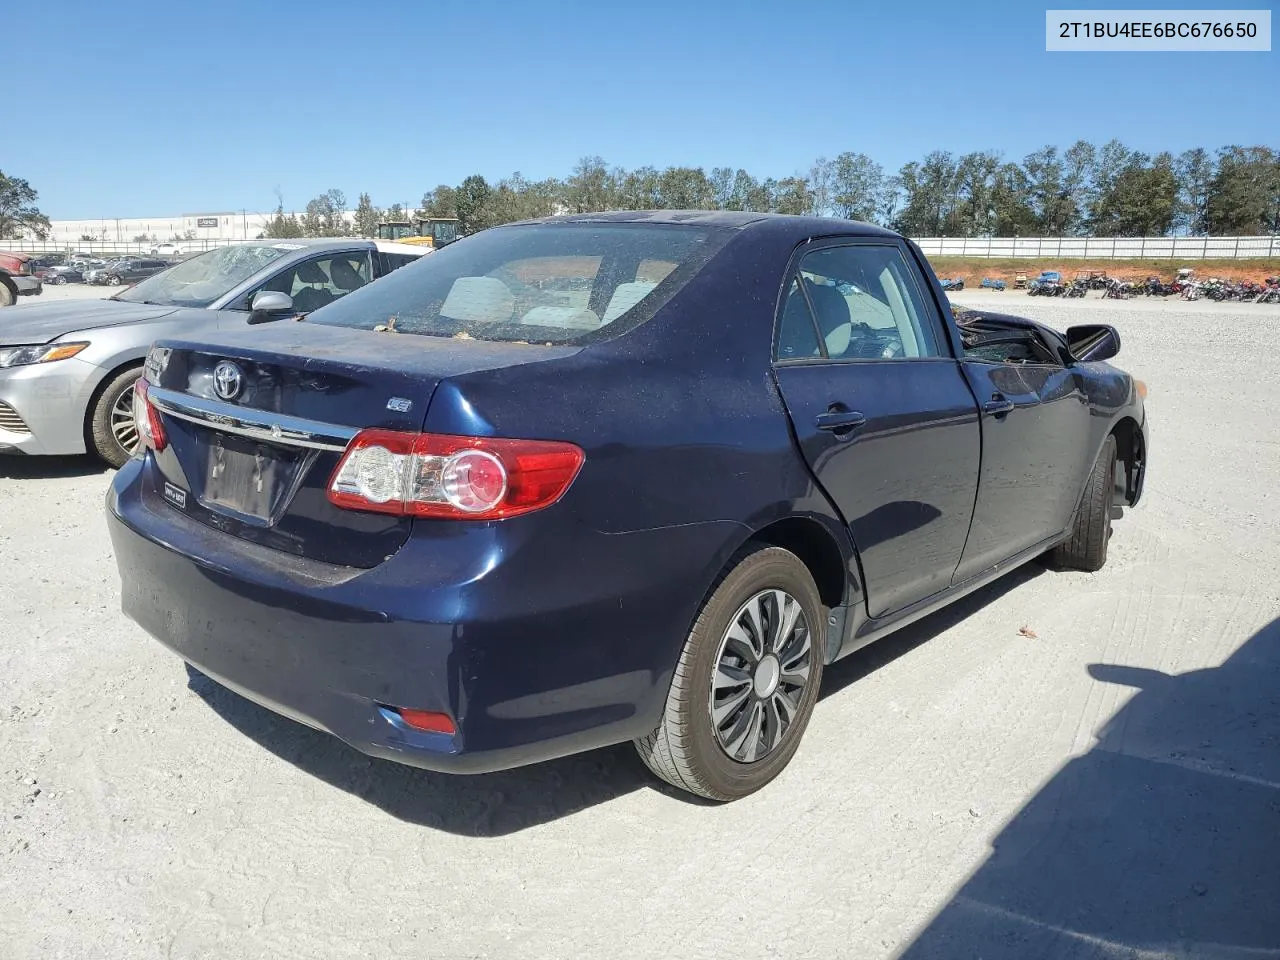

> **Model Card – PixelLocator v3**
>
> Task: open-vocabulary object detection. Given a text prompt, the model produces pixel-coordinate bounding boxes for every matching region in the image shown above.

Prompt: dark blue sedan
[107,212,1149,801]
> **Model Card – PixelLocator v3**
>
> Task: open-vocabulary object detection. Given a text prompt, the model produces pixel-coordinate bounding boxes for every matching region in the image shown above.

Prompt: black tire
[88,366,143,468]
[634,544,826,801]
[1050,435,1116,572]
[0,281,14,307]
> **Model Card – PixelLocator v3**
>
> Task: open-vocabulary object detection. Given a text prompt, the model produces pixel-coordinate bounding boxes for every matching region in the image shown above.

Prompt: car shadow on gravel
[897,616,1280,958]
[186,562,1051,835]
[0,455,108,479]
[185,665,664,836]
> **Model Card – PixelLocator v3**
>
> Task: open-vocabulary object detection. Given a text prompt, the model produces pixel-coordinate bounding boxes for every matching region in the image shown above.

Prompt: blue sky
[9,0,1276,218]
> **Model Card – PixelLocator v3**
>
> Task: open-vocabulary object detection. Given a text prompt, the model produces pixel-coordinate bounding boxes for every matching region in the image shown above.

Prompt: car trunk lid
[144,324,579,567]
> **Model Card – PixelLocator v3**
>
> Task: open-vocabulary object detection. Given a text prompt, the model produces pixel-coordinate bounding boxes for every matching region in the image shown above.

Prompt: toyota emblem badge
[213,361,244,401]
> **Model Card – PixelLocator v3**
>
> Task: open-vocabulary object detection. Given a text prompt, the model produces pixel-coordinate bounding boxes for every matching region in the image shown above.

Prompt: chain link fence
[5,234,1278,260]
[914,235,1279,259]
[0,237,256,257]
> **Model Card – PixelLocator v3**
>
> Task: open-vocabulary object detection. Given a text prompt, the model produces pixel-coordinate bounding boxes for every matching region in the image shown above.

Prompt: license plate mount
[196,430,313,526]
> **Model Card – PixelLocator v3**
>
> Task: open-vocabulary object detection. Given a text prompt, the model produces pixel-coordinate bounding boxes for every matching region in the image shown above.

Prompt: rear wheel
[1050,435,1116,572]
[89,366,143,468]
[635,545,825,801]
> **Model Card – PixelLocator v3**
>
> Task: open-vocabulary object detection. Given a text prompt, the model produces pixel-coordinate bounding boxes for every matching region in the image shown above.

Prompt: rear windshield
[305,223,729,344]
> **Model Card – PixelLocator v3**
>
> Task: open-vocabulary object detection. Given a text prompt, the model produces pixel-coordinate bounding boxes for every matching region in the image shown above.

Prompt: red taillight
[132,378,167,452]
[327,429,584,520]
[396,708,456,735]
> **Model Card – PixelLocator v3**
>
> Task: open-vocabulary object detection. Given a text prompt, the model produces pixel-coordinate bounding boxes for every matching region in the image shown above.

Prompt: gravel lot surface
[2,290,1278,959]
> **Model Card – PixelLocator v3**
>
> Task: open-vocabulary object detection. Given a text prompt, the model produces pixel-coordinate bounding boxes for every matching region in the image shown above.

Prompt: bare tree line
[260,141,1276,241]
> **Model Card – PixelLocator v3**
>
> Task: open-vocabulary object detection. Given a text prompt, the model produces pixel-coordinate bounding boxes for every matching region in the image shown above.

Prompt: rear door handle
[983,394,1015,415]
[815,410,867,432]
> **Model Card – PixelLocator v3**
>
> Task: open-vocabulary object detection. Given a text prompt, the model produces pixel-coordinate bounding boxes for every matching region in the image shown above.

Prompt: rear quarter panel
[422,351,858,734]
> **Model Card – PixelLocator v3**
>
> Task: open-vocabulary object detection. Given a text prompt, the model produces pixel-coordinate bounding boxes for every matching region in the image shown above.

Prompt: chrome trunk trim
[147,386,356,452]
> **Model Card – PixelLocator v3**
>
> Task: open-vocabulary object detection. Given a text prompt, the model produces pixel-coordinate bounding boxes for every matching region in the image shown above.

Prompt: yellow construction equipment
[375,217,461,249]
[375,220,415,242]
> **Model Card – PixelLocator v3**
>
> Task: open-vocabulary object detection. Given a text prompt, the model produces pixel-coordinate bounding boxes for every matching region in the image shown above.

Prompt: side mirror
[1065,324,1120,363]
[248,290,293,324]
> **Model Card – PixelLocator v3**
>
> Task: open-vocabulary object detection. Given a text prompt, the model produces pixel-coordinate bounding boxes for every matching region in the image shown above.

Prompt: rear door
[771,240,981,619]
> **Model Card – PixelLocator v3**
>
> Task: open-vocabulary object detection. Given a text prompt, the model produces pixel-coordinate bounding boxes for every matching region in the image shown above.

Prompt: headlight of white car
[0,342,90,368]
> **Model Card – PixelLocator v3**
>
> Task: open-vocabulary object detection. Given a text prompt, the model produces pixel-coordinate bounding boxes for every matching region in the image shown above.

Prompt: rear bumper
[107,457,743,774]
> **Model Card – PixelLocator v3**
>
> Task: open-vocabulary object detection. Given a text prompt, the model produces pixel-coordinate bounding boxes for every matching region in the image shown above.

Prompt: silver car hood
[0,299,182,346]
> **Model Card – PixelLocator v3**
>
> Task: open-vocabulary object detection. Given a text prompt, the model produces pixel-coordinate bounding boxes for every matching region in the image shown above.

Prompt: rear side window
[777,277,821,359]
[775,244,945,361]
[306,223,730,345]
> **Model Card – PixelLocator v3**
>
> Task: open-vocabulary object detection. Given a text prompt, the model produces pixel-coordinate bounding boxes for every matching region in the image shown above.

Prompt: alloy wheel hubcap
[754,655,780,698]
[110,385,139,454]
[710,589,812,764]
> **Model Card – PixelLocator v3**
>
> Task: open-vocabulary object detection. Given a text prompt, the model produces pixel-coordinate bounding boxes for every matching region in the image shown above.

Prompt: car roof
[246,238,428,257]
[226,237,374,251]
[509,209,900,241]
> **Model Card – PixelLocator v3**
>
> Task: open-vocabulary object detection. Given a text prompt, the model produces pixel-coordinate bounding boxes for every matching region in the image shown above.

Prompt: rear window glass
[305,223,729,344]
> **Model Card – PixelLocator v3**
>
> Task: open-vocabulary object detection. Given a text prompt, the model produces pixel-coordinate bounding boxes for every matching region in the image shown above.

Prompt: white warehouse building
[43,211,325,245]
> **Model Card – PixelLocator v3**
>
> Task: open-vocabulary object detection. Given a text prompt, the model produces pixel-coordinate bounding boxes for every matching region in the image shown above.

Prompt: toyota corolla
[106,211,1148,800]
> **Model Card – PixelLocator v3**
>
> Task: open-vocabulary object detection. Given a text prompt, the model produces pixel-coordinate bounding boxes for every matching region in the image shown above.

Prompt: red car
[0,251,44,306]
